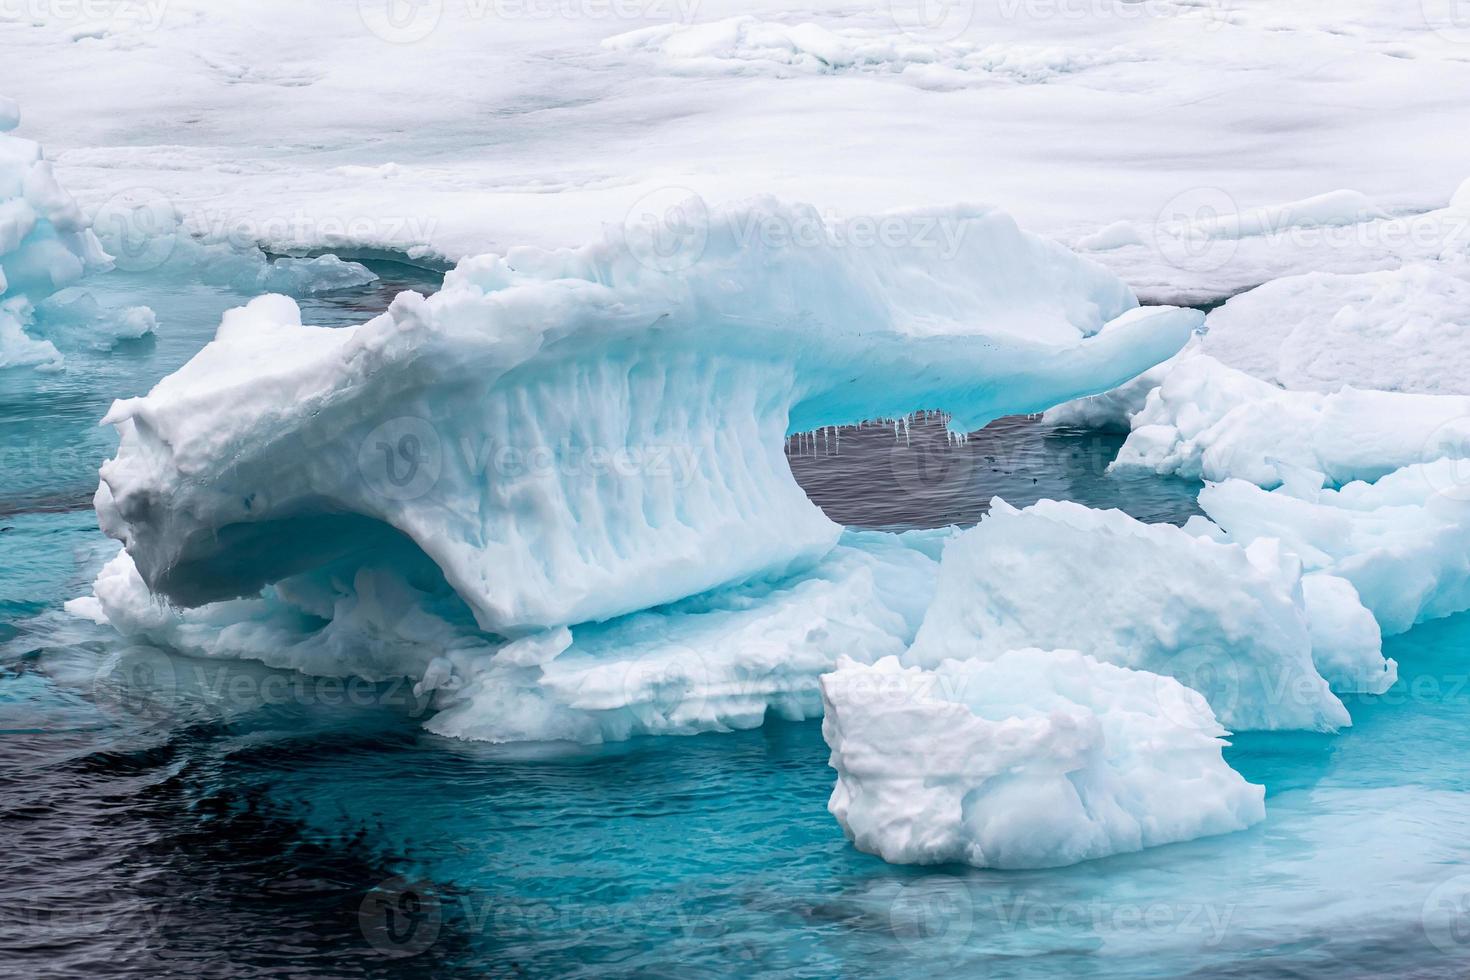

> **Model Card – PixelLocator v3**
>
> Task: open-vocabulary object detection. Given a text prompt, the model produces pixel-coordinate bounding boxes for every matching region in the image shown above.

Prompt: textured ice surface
[904,498,1388,730]
[0,116,112,370]
[604,15,1140,87]
[820,651,1265,869]
[71,529,945,744]
[94,200,1194,635]
[1199,264,1470,395]
[1112,354,1470,486]
[1200,461,1470,636]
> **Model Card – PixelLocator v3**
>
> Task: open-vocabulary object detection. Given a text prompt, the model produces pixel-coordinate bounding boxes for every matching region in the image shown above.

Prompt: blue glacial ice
[0,116,115,370]
[91,199,1196,638]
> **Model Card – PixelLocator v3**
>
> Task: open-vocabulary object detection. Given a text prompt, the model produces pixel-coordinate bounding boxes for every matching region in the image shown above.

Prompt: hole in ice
[785,411,1205,530]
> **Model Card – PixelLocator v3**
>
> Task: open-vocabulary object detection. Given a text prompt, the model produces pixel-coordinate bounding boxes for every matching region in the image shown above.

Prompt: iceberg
[72,529,945,744]
[0,105,114,370]
[94,198,1196,640]
[1199,461,1470,636]
[820,652,1266,869]
[1112,354,1470,486]
[903,498,1384,730]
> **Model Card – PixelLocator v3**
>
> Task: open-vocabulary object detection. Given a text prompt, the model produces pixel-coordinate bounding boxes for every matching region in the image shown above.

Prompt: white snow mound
[820,651,1266,870]
[904,498,1389,730]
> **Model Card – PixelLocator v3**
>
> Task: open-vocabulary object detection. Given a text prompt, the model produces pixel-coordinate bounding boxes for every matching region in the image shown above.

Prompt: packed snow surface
[904,498,1392,731]
[1198,264,1470,395]
[820,652,1266,869]
[93,199,1195,635]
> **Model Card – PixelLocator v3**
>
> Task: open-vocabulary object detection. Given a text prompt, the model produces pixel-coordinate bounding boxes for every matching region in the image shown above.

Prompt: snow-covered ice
[820,651,1265,869]
[4,2,1470,302]
[904,498,1392,730]
[1198,264,1470,396]
[1199,462,1470,636]
[1112,354,1470,486]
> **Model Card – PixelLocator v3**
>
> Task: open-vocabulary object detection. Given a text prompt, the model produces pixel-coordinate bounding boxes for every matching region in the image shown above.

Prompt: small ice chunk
[820,651,1266,869]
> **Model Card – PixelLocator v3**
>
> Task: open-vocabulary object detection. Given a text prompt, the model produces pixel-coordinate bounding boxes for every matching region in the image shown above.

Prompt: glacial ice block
[903,498,1376,730]
[95,199,1196,633]
[1200,461,1470,635]
[1112,355,1470,487]
[73,529,946,744]
[0,114,113,370]
[820,652,1265,869]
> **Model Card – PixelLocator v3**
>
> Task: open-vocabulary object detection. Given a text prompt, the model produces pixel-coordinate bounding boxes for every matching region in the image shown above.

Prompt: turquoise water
[3,261,1470,977]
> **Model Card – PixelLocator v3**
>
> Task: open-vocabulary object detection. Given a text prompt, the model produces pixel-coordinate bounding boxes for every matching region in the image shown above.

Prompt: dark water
[787,412,1202,530]
[3,260,1469,978]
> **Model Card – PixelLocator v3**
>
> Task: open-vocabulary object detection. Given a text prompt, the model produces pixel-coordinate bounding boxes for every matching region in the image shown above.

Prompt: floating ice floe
[820,652,1266,869]
[71,529,946,743]
[903,498,1390,731]
[93,198,1196,639]
[1111,354,1470,486]
[1199,461,1470,636]
[0,101,114,370]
